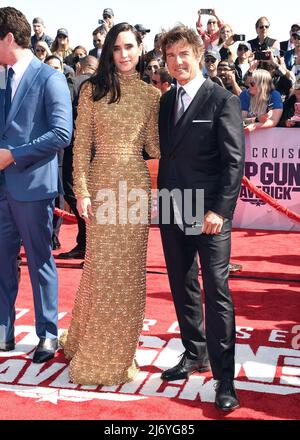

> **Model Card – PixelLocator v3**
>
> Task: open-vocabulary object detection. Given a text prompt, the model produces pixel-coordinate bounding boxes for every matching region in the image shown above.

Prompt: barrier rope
[54,208,77,223]
[54,177,300,225]
[242,176,300,224]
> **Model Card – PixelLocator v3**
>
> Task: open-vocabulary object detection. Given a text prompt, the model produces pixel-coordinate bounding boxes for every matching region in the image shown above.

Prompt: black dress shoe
[215,379,240,411]
[56,246,85,259]
[161,351,210,381]
[229,263,243,273]
[0,339,15,351]
[32,338,58,363]
[52,236,61,250]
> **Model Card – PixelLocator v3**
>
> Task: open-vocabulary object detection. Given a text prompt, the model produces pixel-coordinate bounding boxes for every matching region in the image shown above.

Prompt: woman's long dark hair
[90,22,144,103]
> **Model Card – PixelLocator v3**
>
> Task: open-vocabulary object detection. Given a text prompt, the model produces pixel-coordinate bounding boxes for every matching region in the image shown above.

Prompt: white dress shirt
[8,49,34,100]
[176,74,206,112]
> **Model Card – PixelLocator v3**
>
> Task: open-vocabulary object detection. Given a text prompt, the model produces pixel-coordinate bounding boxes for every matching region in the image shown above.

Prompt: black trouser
[52,166,64,239]
[62,145,86,250]
[160,218,235,380]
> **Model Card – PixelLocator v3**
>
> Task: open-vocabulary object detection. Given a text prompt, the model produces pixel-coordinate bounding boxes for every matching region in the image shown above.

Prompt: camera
[233,34,246,42]
[254,51,271,61]
[199,9,213,15]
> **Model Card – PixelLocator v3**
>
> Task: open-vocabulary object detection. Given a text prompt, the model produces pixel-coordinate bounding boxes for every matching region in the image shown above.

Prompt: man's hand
[0,149,14,170]
[202,210,224,234]
[225,70,236,85]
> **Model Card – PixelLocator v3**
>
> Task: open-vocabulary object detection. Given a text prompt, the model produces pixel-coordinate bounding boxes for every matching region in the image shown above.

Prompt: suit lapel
[165,87,177,146]
[4,58,41,131]
[171,78,214,152]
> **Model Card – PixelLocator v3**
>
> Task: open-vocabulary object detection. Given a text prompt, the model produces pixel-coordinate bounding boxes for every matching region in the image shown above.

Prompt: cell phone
[254,51,271,61]
[233,34,246,42]
[200,9,214,15]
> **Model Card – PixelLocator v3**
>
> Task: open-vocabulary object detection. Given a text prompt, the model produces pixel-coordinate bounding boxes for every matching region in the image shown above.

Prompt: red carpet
[0,224,300,420]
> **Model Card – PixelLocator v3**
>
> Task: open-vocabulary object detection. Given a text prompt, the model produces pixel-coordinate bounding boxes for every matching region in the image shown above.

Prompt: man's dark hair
[255,16,270,29]
[161,25,204,61]
[93,25,107,36]
[44,55,63,69]
[0,7,31,48]
[157,67,173,85]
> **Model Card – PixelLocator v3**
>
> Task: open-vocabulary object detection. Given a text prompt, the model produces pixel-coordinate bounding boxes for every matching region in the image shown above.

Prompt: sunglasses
[259,25,269,29]
[35,47,46,53]
[103,14,111,19]
[57,35,67,39]
[205,57,217,63]
[238,47,249,52]
[249,81,256,87]
[146,65,159,71]
[208,21,217,24]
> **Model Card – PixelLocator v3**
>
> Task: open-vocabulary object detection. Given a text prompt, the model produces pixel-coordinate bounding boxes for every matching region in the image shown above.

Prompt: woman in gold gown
[62,23,160,385]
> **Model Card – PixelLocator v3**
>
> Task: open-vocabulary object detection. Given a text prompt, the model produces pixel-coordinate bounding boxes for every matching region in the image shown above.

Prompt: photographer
[245,50,295,101]
[248,17,280,52]
[240,69,283,133]
[217,60,243,96]
[196,8,224,49]
[234,42,253,81]
[284,30,300,78]
[217,25,245,62]
[279,81,300,127]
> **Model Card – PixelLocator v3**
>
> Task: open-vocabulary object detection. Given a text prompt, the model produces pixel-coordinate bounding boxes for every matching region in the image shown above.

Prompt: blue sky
[4,1,296,51]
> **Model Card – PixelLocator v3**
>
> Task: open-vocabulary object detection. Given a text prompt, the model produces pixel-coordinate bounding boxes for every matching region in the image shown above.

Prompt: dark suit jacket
[88,48,99,58]
[280,40,289,53]
[158,78,245,220]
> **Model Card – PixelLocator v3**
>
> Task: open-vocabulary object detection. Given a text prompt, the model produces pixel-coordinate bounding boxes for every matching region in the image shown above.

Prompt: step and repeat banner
[148,128,300,232]
[233,128,300,231]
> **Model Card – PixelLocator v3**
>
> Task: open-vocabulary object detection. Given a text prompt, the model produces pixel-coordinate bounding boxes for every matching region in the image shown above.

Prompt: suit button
[169,153,176,159]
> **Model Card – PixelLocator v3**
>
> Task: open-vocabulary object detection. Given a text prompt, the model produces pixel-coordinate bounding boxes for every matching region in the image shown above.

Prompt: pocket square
[192,120,212,123]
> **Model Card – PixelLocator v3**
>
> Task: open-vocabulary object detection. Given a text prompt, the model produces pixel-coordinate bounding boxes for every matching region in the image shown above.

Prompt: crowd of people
[0,6,299,413]
[12,8,299,256]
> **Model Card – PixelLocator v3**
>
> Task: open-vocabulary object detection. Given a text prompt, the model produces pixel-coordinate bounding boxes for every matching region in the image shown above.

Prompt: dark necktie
[5,67,14,121]
[174,86,186,125]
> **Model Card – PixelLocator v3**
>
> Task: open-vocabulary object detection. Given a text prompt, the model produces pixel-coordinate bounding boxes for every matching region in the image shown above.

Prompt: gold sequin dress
[63,73,160,385]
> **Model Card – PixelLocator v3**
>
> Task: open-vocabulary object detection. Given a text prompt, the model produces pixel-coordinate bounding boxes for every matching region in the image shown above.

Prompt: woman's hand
[258,111,272,123]
[244,123,256,133]
[285,119,296,127]
[77,197,94,223]
[225,35,234,47]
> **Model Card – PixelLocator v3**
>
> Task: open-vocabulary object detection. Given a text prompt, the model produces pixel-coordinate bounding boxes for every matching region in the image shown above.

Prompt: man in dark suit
[280,23,300,53]
[0,7,72,362]
[89,25,107,60]
[158,25,245,411]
